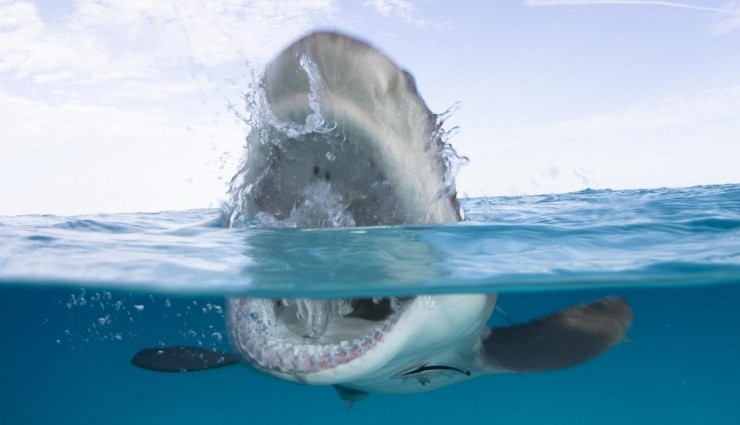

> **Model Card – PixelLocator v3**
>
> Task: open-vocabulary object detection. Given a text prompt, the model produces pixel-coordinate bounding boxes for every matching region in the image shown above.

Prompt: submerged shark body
[132,32,632,401]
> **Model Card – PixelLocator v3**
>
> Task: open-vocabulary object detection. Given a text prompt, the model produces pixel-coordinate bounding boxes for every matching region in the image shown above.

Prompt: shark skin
[131,32,633,404]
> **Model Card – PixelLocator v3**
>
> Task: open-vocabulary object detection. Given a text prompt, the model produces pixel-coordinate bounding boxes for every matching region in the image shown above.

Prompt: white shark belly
[325,294,497,394]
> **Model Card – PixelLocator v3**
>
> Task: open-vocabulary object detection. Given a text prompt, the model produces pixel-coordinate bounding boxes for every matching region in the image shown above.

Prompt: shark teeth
[229,297,407,375]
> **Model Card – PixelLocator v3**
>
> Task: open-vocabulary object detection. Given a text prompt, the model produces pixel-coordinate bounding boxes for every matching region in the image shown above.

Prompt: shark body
[132,32,632,403]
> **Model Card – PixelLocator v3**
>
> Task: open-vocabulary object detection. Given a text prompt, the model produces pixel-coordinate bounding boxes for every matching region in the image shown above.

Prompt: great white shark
[132,32,632,404]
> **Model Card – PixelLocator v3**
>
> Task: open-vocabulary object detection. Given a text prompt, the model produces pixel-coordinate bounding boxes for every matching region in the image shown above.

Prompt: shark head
[131,31,632,401]
[221,32,632,395]
[225,31,482,393]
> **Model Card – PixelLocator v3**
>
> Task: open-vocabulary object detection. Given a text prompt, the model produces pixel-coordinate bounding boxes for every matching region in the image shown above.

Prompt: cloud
[455,84,740,196]
[524,0,740,34]
[712,2,740,35]
[525,85,740,139]
[363,0,452,29]
[0,1,156,84]
[0,1,38,27]
[0,89,244,215]
[524,0,723,13]
[0,0,336,86]
[0,1,351,215]
[67,0,337,66]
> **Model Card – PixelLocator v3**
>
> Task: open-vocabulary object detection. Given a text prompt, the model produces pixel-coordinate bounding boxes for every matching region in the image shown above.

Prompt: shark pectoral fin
[131,346,240,372]
[481,296,633,372]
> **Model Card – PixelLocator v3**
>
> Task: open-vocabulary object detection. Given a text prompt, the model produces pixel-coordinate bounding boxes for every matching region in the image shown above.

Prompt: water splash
[247,54,336,140]
[224,53,349,227]
[289,181,356,228]
[223,57,464,228]
[433,102,469,200]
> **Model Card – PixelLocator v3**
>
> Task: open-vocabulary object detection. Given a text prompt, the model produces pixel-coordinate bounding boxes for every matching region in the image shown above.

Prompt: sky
[1,0,739,215]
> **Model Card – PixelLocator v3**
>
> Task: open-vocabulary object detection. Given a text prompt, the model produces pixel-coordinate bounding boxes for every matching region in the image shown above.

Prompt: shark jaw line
[227,297,414,377]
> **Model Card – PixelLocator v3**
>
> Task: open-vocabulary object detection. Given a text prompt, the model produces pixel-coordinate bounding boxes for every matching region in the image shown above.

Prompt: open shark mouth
[228,296,414,375]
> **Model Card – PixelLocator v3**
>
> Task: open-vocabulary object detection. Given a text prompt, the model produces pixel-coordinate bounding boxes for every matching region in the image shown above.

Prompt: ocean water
[1,184,739,424]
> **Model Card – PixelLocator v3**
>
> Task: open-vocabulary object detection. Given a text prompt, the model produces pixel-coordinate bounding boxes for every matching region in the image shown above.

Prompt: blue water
[1,184,739,424]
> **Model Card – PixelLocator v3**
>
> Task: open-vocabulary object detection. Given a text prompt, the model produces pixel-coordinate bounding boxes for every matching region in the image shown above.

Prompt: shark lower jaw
[227,297,413,376]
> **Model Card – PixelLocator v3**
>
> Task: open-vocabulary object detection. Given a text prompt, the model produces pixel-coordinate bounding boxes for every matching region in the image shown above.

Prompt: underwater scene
[1,184,739,424]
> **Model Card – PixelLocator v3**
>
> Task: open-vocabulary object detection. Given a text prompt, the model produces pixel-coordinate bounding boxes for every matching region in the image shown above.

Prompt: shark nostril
[313,166,320,177]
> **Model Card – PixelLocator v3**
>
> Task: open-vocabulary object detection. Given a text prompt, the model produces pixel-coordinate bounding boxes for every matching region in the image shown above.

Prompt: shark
[131,31,632,405]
